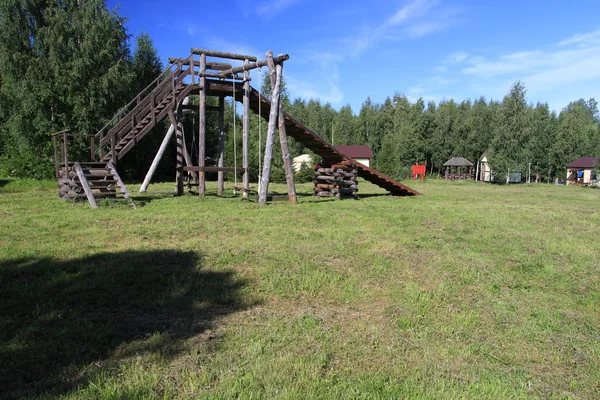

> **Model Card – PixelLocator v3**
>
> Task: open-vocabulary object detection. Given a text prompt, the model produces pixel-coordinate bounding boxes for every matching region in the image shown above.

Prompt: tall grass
[1,177,599,399]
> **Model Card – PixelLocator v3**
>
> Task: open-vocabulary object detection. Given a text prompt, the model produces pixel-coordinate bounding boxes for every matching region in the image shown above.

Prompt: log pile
[57,168,84,200]
[313,161,359,199]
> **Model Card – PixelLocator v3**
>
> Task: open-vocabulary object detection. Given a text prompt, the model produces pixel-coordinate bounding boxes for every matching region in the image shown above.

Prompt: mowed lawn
[1,177,599,399]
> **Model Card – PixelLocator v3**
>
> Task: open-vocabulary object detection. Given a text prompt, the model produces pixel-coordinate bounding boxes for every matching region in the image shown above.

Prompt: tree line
[282,82,600,182]
[1,1,599,184]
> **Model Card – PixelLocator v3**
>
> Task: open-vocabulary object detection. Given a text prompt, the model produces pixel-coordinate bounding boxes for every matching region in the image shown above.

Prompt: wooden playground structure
[53,48,420,208]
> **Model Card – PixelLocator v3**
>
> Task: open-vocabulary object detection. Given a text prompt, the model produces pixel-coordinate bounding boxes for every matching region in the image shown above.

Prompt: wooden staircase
[57,161,130,208]
[96,69,192,163]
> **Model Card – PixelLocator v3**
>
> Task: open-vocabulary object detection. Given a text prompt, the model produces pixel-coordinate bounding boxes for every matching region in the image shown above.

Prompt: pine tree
[0,0,132,178]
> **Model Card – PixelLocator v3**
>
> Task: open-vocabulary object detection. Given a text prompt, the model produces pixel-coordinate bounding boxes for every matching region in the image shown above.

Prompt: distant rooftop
[335,145,373,159]
[566,156,598,169]
[444,157,474,167]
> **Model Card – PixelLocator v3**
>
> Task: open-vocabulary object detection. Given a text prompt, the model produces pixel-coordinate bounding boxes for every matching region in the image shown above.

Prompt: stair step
[89,180,118,186]
[84,172,112,177]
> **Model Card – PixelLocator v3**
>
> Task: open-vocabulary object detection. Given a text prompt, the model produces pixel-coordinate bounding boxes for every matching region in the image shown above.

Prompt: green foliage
[296,161,314,183]
[489,82,531,182]
[0,1,152,179]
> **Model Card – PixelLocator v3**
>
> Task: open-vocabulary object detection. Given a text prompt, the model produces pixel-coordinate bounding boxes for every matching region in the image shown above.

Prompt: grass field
[1,177,599,399]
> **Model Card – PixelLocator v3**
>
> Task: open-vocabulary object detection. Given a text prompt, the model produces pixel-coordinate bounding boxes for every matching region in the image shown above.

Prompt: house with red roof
[566,156,598,186]
[334,145,373,168]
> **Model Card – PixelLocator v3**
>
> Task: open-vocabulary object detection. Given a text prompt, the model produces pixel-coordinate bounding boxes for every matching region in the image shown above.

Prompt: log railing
[51,129,96,178]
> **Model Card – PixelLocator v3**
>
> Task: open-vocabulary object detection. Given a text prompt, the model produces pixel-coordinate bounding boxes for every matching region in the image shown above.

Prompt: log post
[242,59,250,199]
[62,133,68,176]
[198,53,207,197]
[258,56,283,205]
[266,53,297,204]
[217,96,225,196]
[140,97,190,192]
[169,109,184,196]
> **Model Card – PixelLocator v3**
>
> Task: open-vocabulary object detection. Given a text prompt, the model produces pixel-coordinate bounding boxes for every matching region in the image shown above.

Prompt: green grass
[1,177,599,399]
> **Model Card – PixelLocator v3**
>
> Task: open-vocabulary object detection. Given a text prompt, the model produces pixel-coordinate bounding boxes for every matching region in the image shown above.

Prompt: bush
[296,162,314,183]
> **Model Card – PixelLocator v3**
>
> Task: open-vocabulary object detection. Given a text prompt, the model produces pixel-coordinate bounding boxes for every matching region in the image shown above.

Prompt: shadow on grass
[0,250,253,399]
[0,179,9,189]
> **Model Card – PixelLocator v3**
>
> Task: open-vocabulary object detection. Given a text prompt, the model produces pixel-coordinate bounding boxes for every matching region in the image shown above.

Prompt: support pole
[169,109,184,196]
[198,53,207,197]
[181,134,197,184]
[139,96,190,192]
[242,59,250,200]
[266,52,297,204]
[258,57,283,205]
[217,96,225,196]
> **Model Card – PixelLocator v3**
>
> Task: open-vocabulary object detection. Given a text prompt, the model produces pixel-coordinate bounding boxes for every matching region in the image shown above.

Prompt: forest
[1,0,599,183]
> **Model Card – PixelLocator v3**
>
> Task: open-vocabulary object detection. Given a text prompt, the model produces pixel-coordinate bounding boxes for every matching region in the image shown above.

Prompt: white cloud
[347,0,463,53]
[558,27,600,47]
[186,24,197,37]
[286,74,344,104]
[411,27,600,112]
[287,53,344,104]
[446,51,469,63]
[388,0,438,26]
[255,0,302,19]
[461,47,598,79]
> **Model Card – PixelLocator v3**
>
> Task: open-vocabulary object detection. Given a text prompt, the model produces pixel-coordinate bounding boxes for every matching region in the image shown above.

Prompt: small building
[566,156,598,186]
[476,151,521,183]
[443,157,473,180]
[477,152,492,182]
[292,154,312,173]
[335,145,373,168]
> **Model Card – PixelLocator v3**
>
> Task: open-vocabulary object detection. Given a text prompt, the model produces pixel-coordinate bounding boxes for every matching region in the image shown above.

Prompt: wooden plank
[74,163,98,208]
[184,166,245,172]
[106,161,131,199]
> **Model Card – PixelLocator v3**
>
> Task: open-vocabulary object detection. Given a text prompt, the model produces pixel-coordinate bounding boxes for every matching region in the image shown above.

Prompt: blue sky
[108,0,600,113]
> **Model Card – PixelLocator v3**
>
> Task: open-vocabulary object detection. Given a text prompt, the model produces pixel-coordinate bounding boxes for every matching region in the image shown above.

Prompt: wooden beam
[242,59,250,200]
[198,53,207,197]
[191,48,258,62]
[169,110,184,196]
[265,55,297,205]
[217,96,225,196]
[184,166,245,172]
[169,58,233,71]
[107,161,130,199]
[258,53,284,205]
[219,54,289,78]
[140,96,190,192]
[74,163,98,209]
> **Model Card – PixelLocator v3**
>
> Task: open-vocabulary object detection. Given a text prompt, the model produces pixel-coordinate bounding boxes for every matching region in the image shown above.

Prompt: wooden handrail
[95,56,191,140]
